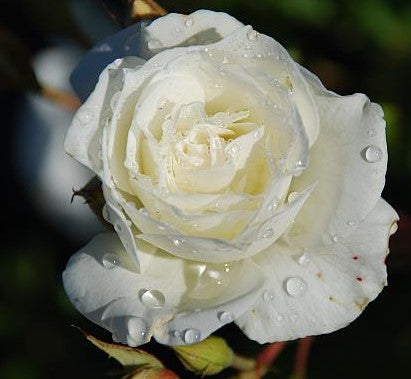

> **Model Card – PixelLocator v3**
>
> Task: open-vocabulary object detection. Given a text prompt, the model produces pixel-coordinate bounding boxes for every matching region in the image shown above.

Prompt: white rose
[63,10,398,347]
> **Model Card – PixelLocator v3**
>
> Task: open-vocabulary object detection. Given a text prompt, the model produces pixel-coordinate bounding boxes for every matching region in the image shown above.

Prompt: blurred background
[1,0,410,378]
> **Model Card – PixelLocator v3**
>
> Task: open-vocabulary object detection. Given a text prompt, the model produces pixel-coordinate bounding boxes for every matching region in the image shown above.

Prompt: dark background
[1,0,410,378]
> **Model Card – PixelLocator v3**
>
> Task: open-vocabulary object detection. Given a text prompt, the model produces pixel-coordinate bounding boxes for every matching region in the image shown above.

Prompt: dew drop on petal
[262,227,274,238]
[184,17,194,27]
[277,314,284,321]
[284,277,307,298]
[364,145,383,163]
[139,289,165,308]
[77,110,93,124]
[171,330,181,338]
[262,290,274,302]
[183,328,201,344]
[347,220,357,227]
[298,252,310,266]
[172,237,184,246]
[367,128,377,137]
[148,39,161,49]
[247,29,258,41]
[102,253,119,269]
[332,234,342,243]
[139,207,148,216]
[218,311,233,323]
[128,317,149,344]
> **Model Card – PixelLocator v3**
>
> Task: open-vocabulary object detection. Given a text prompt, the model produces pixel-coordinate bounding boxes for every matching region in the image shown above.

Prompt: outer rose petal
[236,198,398,343]
[288,78,388,247]
[65,57,144,174]
[138,10,244,59]
[63,233,265,346]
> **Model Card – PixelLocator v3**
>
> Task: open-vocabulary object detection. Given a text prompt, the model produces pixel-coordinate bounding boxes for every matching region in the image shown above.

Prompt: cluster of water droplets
[102,253,120,269]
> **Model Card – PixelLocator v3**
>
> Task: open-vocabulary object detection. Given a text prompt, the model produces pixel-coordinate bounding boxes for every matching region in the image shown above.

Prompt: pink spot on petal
[356,277,363,282]
[353,255,359,260]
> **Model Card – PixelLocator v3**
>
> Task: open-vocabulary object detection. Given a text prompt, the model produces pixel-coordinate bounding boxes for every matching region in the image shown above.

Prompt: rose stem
[290,336,314,379]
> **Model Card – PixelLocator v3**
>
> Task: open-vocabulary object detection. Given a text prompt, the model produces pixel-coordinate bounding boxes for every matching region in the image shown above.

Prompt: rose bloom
[63,10,398,347]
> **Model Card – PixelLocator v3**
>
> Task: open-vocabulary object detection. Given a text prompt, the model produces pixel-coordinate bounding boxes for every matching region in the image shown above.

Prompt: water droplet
[183,328,201,344]
[77,110,93,125]
[139,289,165,308]
[148,39,161,49]
[139,207,148,215]
[284,277,307,298]
[262,227,274,238]
[276,314,284,321]
[172,237,184,246]
[367,128,377,137]
[347,220,357,227]
[184,17,194,27]
[363,145,383,163]
[262,290,274,302]
[288,192,299,203]
[269,199,280,213]
[187,262,234,299]
[332,234,342,243]
[102,253,119,269]
[218,311,233,323]
[171,330,181,338]
[127,317,149,344]
[114,222,122,233]
[390,222,398,235]
[298,252,310,266]
[291,160,306,175]
[247,29,258,41]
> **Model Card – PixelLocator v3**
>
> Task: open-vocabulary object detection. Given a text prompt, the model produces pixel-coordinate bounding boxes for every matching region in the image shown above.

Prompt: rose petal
[236,198,398,343]
[288,79,388,247]
[65,57,144,175]
[62,232,264,346]
[136,184,314,263]
[138,10,244,59]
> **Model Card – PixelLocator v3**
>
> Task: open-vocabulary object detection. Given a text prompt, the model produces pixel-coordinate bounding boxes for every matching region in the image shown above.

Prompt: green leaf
[172,336,233,376]
[75,327,164,369]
